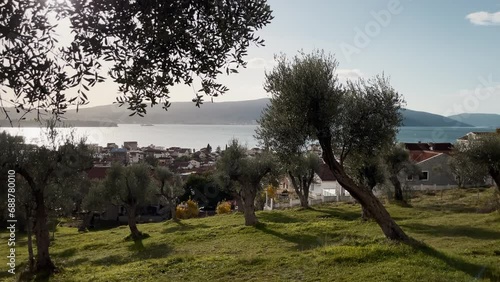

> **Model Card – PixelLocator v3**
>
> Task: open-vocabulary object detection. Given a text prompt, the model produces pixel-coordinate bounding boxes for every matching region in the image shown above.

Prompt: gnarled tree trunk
[25,212,35,271]
[33,188,56,273]
[490,168,500,191]
[78,211,94,232]
[168,199,178,222]
[127,205,142,240]
[319,138,409,242]
[241,187,258,226]
[389,175,405,203]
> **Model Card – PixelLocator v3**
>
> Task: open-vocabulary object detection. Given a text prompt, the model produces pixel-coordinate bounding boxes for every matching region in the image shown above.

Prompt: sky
[7,0,500,116]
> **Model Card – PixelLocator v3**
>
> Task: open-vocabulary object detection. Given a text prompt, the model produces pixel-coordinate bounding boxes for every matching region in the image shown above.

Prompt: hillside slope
[448,113,500,128]
[1,99,474,127]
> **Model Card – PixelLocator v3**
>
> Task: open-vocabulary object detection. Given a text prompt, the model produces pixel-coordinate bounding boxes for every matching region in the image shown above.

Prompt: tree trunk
[390,175,405,203]
[169,199,178,222]
[490,168,500,191]
[235,193,244,213]
[361,205,373,221]
[241,188,258,226]
[33,189,56,273]
[289,172,310,208]
[127,205,142,240]
[26,217,35,271]
[78,212,93,232]
[319,138,409,242]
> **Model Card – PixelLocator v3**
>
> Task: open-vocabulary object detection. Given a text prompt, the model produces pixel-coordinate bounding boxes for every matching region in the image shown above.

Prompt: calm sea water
[0,125,495,150]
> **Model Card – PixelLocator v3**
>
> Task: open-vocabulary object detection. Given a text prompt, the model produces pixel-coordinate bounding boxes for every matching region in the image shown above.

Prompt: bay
[0,124,496,150]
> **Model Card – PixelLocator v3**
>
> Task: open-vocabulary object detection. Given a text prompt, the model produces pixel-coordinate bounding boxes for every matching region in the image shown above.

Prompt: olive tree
[154,167,184,222]
[1,0,273,119]
[216,139,275,226]
[345,153,386,220]
[261,50,409,242]
[384,143,420,203]
[449,143,490,188]
[257,98,320,208]
[462,135,500,190]
[100,163,155,240]
[0,128,93,273]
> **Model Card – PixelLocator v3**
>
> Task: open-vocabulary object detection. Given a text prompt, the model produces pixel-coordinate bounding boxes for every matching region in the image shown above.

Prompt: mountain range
[1,98,497,127]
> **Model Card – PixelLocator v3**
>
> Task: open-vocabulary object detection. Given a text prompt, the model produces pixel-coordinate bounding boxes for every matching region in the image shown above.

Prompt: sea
[0,124,496,151]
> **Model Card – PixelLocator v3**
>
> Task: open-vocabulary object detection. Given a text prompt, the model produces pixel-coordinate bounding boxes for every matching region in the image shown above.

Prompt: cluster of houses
[84,128,499,218]
[279,129,500,205]
[86,141,266,180]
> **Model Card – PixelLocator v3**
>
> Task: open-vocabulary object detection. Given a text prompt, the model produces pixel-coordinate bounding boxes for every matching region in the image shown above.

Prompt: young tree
[462,135,500,190]
[216,140,275,225]
[449,143,490,188]
[0,128,93,273]
[206,144,213,154]
[101,163,155,240]
[283,153,319,208]
[257,98,319,208]
[384,143,421,203]
[261,50,409,242]
[154,167,184,222]
[1,0,273,119]
[345,153,386,220]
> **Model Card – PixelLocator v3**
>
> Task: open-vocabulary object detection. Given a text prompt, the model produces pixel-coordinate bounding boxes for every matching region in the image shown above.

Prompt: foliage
[0,124,94,273]
[181,173,231,208]
[456,135,500,189]
[176,199,200,219]
[261,50,408,241]
[266,185,277,199]
[216,201,232,215]
[1,0,273,118]
[216,139,276,225]
[100,163,155,208]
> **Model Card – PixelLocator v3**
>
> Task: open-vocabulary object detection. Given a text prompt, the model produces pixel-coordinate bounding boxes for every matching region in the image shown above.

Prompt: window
[419,171,429,181]
[407,175,414,181]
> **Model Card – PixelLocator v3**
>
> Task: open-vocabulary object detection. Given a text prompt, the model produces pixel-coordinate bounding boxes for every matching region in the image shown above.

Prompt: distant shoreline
[0,120,118,128]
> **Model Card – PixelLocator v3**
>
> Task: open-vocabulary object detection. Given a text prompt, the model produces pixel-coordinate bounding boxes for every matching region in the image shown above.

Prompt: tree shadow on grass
[309,207,361,221]
[411,241,500,280]
[258,212,305,223]
[254,223,359,251]
[402,223,500,240]
[414,203,479,214]
[162,221,211,233]
[90,241,173,266]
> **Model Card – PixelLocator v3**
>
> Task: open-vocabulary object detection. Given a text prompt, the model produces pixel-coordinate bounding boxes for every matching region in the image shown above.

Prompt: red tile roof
[316,163,337,181]
[86,166,109,180]
[409,151,441,163]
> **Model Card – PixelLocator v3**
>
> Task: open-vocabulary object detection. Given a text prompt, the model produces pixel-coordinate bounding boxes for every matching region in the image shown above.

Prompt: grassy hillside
[2,188,500,282]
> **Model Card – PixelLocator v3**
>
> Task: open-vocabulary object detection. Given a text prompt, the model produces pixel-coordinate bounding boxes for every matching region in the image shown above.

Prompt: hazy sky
[13,0,500,115]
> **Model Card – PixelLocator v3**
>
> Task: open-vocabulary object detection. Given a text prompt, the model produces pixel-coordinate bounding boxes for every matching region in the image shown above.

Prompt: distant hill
[448,113,500,128]
[0,98,476,127]
[401,109,472,127]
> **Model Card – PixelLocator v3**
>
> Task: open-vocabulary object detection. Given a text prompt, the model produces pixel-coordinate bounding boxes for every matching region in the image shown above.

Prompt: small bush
[176,199,199,219]
[216,201,232,215]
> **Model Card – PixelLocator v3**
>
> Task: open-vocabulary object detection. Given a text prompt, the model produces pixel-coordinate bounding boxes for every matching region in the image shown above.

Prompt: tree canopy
[1,0,273,119]
[261,50,409,241]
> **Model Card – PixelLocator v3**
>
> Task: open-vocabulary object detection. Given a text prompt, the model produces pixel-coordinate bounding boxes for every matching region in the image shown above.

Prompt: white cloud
[246,57,276,69]
[465,11,500,26]
[337,69,364,80]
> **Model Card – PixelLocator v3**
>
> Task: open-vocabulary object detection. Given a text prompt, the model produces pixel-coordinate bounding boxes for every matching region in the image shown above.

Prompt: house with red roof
[403,143,457,189]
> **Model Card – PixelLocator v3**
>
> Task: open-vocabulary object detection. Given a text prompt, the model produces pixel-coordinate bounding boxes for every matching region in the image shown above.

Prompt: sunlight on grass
[1,188,499,281]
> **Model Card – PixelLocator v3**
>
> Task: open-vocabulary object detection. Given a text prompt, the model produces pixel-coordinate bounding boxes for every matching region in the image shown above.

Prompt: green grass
[2,188,500,282]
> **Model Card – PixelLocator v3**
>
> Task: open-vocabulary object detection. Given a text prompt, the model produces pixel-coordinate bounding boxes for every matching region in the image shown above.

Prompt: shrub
[216,201,232,215]
[176,199,200,219]
[266,185,277,199]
